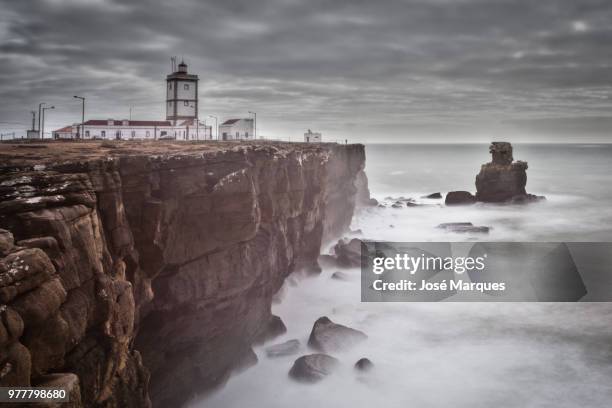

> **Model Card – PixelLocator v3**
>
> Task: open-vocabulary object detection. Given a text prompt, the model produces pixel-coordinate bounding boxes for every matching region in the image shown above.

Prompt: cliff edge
[0,140,368,407]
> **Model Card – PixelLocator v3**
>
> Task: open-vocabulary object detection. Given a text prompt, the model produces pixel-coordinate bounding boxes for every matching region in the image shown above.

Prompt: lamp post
[41,106,55,139]
[73,96,85,139]
[38,103,46,139]
[248,111,256,139]
[208,115,218,141]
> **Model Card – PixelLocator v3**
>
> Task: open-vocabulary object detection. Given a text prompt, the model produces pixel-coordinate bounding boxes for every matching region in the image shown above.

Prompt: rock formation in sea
[475,142,543,203]
[445,142,544,205]
[0,141,369,407]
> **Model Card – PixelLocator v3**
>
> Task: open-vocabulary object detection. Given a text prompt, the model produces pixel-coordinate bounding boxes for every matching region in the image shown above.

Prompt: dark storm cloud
[1,0,611,141]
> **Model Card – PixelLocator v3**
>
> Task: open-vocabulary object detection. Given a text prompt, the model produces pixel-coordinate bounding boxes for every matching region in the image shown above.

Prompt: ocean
[188,143,612,408]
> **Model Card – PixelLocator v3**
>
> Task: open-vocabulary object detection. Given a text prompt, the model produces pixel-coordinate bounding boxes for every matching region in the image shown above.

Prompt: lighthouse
[166,59,198,125]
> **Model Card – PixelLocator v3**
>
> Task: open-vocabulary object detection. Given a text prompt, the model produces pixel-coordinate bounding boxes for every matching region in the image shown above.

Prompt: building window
[245,132,249,138]
[85,130,90,137]
[184,84,189,90]
[131,131,136,138]
[169,83,172,90]
[146,131,150,138]
[101,131,106,138]
[184,101,189,106]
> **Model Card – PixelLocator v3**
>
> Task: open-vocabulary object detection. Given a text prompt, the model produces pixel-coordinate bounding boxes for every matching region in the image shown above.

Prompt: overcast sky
[1,0,611,142]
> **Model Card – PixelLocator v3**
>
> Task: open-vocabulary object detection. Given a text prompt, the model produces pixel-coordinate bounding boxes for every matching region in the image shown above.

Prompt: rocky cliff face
[0,141,367,407]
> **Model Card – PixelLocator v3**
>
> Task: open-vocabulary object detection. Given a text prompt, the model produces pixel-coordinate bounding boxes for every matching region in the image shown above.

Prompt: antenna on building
[171,56,177,72]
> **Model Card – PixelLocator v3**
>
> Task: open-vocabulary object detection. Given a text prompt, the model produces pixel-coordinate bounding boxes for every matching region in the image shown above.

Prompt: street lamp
[248,111,256,139]
[41,106,55,139]
[38,103,46,139]
[73,95,85,139]
[208,115,218,141]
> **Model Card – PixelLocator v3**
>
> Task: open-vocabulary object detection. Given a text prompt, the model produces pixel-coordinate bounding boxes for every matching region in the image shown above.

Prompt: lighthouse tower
[166,59,198,125]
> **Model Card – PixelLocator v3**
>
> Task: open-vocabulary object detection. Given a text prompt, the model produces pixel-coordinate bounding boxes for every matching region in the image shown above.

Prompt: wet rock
[422,192,442,199]
[391,202,403,208]
[437,223,490,234]
[332,238,363,268]
[331,271,350,281]
[253,315,287,345]
[265,339,300,358]
[445,191,476,205]
[288,354,339,383]
[355,357,374,371]
[308,316,367,352]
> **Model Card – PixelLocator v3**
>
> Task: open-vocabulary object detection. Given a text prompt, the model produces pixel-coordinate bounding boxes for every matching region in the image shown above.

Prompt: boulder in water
[355,357,374,371]
[331,271,350,281]
[308,316,367,352]
[422,192,442,199]
[265,339,300,358]
[445,191,476,205]
[288,354,339,383]
[437,222,490,234]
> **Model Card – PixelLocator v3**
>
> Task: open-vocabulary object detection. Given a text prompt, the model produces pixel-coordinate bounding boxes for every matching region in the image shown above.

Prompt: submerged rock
[355,358,374,371]
[308,316,367,352]
[422,192,442,199]
[445,191,476,205]
[331,271,350,281]
[289,354,339,383]
[437,223,490,234]
[265,339,300,358]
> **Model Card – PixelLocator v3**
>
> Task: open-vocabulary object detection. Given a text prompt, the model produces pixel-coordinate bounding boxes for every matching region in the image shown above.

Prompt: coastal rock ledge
[0,141,369,407]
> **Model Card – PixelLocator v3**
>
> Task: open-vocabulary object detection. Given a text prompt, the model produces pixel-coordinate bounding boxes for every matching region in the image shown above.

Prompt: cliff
[0,140,367,407]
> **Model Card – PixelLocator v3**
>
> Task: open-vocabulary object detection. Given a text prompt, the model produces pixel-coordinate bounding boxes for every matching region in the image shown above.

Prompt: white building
[53,60,213,141]
[218,118,254,140]
[53,119,212,140]
[304,129,322,143]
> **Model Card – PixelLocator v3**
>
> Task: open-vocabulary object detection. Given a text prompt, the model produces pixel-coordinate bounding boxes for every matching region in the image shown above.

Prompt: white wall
[219,119,254,140]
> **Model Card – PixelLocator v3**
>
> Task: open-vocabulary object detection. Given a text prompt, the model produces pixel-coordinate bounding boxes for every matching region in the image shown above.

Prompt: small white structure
[53,119,212,140]
[218,118,254,140]
[304,129,322,143]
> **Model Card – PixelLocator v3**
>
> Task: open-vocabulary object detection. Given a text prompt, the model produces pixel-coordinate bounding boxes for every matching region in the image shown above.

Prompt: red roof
[83,119,172,126]
[54,125,73,133]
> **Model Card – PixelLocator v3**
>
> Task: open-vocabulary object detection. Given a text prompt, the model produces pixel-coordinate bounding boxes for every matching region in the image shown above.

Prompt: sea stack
[475,142,541,203]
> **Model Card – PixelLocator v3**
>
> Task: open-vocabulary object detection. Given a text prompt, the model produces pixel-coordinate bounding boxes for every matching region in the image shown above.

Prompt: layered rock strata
[0,141,367,407]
